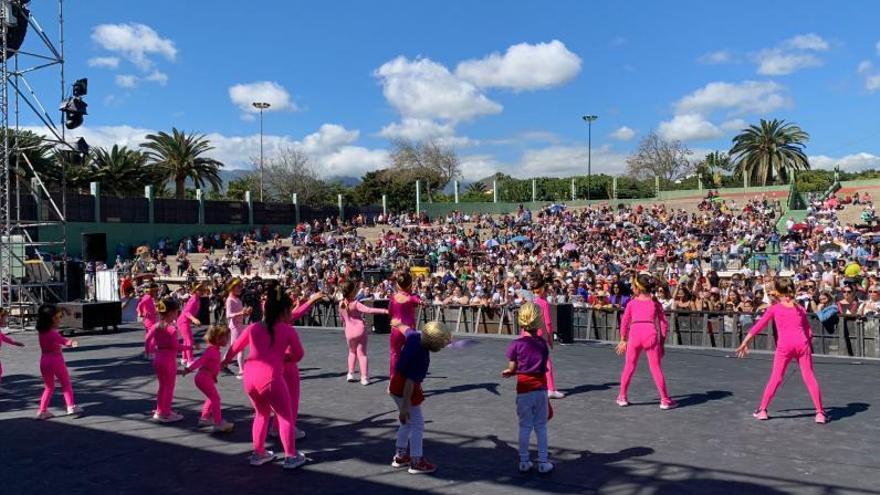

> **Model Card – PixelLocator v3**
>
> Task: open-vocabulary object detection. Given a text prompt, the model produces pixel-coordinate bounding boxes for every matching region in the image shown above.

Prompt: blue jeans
[516,390,549,462]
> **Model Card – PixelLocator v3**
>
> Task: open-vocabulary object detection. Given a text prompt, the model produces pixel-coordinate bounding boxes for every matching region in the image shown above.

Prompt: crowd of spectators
[115,189,880,330]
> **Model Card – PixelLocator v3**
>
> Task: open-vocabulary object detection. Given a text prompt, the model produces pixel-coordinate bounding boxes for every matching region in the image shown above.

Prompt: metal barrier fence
[294,303,879,359]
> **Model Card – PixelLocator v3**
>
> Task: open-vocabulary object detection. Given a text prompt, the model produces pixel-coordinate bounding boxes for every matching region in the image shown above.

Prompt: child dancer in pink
[225,278,250,378]
[146,298,184,423]
[616,272,675,409]
[137,283,159,356]
[177,283,205,367]
[529,273,564,399]
[35,304,82,419]
[736,278,826,423]
[185,324,233,432]
[502,302,554,474]
[0,308,25,385]
[389,271,420,376]
[340,280,388,385]
[224,281,307,470]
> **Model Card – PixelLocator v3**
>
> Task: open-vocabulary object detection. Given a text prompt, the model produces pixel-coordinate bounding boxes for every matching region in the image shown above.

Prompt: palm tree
[91,145,156,197]
[730,119,809,186]
[52,149,96,194]
[141,128,224,199]
[466,181,488,195]
[697,151,732,187]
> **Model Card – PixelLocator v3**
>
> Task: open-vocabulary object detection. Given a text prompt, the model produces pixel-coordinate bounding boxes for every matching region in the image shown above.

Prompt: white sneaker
[346,373,357,382]
[283,453,308,470]
[616,398,630,407]
[35,410,54,420]
[361,377,370,386]
[547,390,566,399]
[212,421,234,433]
[235,373,243,380]
[537,461,554,474]
[518,460,534,473]
[67,405,84,417]
[197,417,213,427]
[296,428,306,440]
[153,411,184,423]
[249,450,277,466]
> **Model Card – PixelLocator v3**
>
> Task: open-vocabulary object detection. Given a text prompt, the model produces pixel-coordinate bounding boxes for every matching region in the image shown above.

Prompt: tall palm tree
[141,128,224,199]
[52,149,96,194]
[730,119,810,186]
[91,145,156,197]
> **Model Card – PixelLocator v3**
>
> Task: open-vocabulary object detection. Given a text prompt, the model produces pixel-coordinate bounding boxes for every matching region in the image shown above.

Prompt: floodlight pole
[582,115,598,202]
[252,102,271,202]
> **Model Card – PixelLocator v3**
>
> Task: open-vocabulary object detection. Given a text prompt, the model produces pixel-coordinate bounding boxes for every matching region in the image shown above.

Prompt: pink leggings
[153,351,177,416]
[179,323,194,363]
[195,372,223,424]
[347,334,368,377]
[246,376,296,457]
[143,319,157,354]
[758,343,824,412]
[273,363,301,436]
[618,329,671,403]
[39,354,75,412]
[546,356,557,392]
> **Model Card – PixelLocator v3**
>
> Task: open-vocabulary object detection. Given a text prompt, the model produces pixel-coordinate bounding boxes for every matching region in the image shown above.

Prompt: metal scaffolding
[0,0,71,325]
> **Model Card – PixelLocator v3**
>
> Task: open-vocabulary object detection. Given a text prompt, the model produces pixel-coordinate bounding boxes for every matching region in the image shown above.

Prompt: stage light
[1,0,30,57]
[72,78,87,97]
[75,137,89,154]
[60,78,88,130]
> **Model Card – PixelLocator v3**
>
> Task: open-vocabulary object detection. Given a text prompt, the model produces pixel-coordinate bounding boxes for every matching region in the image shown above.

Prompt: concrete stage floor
[0,325,877,495]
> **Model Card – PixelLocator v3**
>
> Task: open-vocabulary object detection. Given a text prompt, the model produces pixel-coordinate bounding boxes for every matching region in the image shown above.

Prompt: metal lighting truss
[0,0,72,324]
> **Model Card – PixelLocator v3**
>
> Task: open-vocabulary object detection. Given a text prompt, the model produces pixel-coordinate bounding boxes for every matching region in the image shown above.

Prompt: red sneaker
[408,457,437,474]
[391,454,411,468]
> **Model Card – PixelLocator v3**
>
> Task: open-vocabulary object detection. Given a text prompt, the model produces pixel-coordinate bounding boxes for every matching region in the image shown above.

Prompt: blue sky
[17,0,880,180]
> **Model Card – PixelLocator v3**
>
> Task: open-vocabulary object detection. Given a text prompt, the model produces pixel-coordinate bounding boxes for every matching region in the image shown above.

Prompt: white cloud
[454,40,582,91]
[115,74,138,88]
[610,126,635,141]
[228,81,297,119]
[810,153,880,172]
[91,23,177,71]
[39,124,387,178]
[720,118,748,131]
[378,118,473,147]
[374,56,502,122]
[784,33,830,51]
[755,50,822,76]
[753,33,829,75]
[458,154,506,180]
[674,80,789,116]
[857,61,880,91]
[698,50,732,64]
[145,71,168,86]
[518,144,626,177]
[658,113,722,141]
[88,56,119,69]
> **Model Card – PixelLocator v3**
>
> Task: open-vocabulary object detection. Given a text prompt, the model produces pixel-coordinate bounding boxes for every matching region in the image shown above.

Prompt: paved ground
[0,325,878,495]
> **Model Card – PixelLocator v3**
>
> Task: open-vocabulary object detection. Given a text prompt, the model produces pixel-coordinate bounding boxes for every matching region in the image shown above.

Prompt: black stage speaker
[367,299,390,334]
[64,261,84,301]
[550,303,574,344]
[58,301,121,332]
[82,233,108,262]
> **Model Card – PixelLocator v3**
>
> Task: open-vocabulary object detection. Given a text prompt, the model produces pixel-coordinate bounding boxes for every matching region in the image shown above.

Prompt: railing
[293,303,880,359]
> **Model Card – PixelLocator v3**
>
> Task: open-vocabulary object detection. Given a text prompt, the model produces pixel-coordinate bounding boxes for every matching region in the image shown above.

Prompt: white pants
[392,396,424,458]
[516,390,549,462]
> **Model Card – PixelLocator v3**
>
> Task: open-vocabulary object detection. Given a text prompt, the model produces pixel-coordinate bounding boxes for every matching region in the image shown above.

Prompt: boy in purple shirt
[502,302,553,474]
[389,321,451,475]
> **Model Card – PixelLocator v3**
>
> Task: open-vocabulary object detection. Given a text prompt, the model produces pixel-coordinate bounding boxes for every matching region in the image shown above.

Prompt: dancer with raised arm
[35,304,82,419]
[736,277,826,424]
[146,298,184,423]
[340,280,388,385]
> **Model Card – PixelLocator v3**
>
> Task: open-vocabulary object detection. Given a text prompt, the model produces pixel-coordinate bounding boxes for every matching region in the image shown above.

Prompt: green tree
[141,128,224,198]
[225,172,259,200]
[91,145,156,197]
[52,149,96,193]
[696,151,732,187]
[730,119,809,186]
[353,169,415,212]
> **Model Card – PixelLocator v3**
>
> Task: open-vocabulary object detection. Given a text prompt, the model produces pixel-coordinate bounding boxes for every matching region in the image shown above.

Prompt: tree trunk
[175,177,186,199]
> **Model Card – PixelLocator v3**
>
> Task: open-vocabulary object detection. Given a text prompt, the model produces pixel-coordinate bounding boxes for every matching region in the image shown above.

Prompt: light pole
[582,115,598,201]
[252,102,271,202]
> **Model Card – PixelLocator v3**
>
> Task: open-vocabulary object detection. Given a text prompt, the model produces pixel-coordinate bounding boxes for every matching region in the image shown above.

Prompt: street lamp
[252,101,271,202]
[582,115,598,201]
